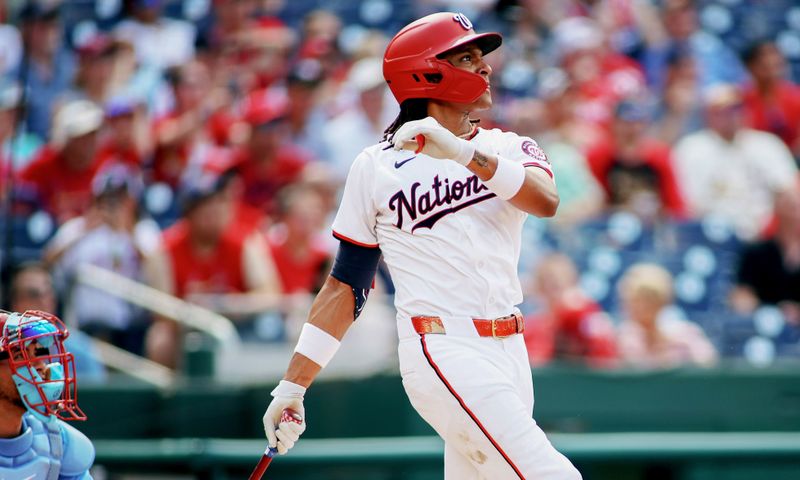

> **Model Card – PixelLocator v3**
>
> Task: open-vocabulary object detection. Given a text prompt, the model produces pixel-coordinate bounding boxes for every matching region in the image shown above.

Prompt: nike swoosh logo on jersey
[394,156,416,168]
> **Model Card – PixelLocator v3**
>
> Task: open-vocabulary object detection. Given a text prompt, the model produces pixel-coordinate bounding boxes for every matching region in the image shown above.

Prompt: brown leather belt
[411,312,525,338]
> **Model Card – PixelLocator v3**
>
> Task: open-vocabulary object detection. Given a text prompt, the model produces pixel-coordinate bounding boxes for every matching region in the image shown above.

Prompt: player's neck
[427,103,475,138]
[0,404,24,439]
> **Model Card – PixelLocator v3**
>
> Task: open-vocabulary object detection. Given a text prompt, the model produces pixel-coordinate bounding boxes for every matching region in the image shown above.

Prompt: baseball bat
[249,409,303,480]
[414,134,426,154]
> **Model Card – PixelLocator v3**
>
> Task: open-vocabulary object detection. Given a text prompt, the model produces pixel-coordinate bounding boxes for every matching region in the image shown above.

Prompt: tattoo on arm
[472,150,490,167]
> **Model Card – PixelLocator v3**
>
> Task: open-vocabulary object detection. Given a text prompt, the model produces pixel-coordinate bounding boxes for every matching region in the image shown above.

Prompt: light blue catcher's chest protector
[0,413,94,480]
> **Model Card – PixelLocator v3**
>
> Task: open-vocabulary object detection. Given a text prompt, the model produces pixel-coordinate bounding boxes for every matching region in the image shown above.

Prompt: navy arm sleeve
[330,240,382,320]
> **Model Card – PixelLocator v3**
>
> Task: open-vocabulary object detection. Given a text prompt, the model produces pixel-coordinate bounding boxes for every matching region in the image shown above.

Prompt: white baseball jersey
[331,127,553,336]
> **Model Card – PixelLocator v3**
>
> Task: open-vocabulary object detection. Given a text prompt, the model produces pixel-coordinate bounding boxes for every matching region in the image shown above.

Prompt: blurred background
[1,0,799,478]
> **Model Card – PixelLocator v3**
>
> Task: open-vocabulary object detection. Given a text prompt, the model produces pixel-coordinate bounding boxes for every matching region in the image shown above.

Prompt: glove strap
[271,380,306,398]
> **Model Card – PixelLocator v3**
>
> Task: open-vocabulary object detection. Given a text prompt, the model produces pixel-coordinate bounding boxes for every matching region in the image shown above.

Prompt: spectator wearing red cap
[524,253,618,368]
[19,100,105,223]
[233,94,310,216]
[267,184,332,295]
[143,163,281,367]
[43,164,159,354]
[586,97,686,221]
[741,41,800,160]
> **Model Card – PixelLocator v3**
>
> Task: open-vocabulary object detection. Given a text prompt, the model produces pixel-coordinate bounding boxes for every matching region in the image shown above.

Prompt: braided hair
[382,98,429,142]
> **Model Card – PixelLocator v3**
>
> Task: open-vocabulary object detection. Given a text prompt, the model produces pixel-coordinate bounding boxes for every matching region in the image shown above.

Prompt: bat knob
[281,408,303,424]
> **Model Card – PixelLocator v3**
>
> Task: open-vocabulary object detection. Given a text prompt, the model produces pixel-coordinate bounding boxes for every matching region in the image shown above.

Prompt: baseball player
[0,310,95,479]
[263,12,582,479]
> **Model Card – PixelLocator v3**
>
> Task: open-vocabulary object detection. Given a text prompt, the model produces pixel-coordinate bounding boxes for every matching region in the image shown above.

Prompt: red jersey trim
[332,230,379,249]
[419,335,526,479]
[523,163,553,179]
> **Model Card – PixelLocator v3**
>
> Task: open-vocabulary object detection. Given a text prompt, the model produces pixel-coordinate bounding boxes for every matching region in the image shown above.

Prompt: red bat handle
[248,448,276,480]
[414,134,426,154]
[249,408,303,480]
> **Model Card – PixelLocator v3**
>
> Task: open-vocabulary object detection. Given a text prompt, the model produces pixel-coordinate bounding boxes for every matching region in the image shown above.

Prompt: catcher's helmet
[0,310,86,423]
[383,12,502,105]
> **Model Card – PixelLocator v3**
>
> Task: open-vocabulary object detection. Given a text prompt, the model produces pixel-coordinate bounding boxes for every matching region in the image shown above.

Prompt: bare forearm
[466,149,559,217]
[283,276,356,388]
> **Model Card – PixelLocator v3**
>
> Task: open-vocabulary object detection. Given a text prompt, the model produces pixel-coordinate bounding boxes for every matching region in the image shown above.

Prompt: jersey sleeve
[331,151,379,248]
[498,132,554,180]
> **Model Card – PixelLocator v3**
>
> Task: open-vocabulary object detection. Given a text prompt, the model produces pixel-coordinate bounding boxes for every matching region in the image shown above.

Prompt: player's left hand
[392,117,475,166]
[263,381,307,455]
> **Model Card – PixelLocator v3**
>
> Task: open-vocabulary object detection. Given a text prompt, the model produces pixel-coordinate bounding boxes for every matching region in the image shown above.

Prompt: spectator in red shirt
[19,99,104,223]
[143,162,281,367]
[741,41,800,159]
[524,253,618,368]
[586,97,686,221]
[233,95,309,216]
[267,184,331,294]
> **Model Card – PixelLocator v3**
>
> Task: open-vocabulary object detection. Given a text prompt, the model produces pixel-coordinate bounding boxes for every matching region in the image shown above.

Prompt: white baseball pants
[398,333,582,480]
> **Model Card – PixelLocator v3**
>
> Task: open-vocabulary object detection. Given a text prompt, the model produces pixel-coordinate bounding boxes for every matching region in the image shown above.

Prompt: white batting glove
[263,380,307,455]
[392,117,476,166]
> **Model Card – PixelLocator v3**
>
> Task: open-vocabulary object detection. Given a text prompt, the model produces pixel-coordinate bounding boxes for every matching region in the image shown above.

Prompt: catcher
[0,310,95,479]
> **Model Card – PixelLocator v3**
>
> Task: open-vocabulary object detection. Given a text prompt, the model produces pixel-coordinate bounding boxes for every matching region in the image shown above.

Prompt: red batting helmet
[383,12,502,105]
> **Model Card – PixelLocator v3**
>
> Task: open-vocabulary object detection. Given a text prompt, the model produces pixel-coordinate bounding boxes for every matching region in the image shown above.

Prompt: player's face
[0,335,54,414]
[441,44,493,110]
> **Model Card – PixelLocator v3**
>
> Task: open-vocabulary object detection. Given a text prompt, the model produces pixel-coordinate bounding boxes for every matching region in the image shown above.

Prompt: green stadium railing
[94,432,800,480]
[79,365,800,439]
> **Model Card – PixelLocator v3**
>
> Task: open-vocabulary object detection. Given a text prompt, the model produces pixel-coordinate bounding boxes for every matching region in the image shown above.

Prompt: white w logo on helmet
[452,13,473,30]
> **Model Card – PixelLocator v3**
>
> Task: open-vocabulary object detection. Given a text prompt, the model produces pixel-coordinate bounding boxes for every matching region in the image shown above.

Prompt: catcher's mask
[0,310,86,423]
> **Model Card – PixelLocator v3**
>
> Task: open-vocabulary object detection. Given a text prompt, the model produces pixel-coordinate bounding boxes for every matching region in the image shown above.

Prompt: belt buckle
[491,318,508,339]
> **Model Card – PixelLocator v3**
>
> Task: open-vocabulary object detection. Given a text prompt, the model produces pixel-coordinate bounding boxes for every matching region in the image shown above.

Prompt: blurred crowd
[0,0,799,375]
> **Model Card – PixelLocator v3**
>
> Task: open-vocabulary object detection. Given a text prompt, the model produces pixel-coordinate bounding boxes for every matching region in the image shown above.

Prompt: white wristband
[483,156,526,200]
[453,138,476,166]
[294,323,341,368]
[271,380,306,398]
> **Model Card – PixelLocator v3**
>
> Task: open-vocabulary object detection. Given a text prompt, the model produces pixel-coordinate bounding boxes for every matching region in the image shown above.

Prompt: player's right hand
[392,116,476,166]
[263,380,307,455]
